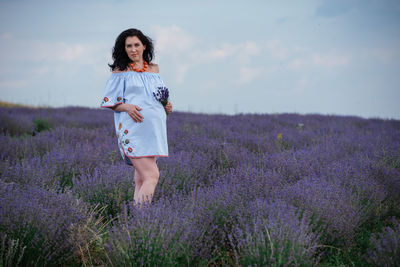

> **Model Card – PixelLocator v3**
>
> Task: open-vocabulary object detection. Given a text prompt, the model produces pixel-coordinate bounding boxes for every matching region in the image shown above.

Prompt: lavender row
[0,106,399,265]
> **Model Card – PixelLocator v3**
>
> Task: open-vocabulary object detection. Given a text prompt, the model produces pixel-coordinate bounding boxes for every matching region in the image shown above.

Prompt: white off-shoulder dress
[100,71,169,166]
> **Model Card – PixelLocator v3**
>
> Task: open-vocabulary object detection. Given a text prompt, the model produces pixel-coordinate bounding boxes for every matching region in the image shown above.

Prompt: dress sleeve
[100,74,125,110]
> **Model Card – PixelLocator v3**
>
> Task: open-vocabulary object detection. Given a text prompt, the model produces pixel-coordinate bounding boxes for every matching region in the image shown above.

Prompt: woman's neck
[132,59,144,67]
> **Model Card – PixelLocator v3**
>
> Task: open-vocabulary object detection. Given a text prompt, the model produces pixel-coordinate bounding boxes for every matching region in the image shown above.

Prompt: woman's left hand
[164,101,173,114]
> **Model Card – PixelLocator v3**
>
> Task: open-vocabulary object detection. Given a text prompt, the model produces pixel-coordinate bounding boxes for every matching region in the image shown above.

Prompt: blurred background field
[0,100,40,108]
[0,101,399,266]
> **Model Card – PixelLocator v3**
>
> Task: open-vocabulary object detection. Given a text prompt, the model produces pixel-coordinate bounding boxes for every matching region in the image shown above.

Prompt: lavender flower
[365,218,400,266]
[153,86,170,115]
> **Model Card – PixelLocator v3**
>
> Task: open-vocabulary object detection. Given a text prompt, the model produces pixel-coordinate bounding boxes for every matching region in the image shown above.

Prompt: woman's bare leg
[133,169,144,204]
[130,157,159,209]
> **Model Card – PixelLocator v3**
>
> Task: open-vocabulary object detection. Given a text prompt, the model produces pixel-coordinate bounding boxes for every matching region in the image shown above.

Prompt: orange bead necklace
[129,61,148,72]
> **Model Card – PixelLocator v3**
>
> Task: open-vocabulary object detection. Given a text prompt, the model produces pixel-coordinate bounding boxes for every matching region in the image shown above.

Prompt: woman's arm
[111,103,128,112]
[164,101,173,114]
[113,103,144,123]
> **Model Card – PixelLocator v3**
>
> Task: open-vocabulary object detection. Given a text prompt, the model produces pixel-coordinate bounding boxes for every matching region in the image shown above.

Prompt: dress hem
[126,154,168,159]
[120,142,168,159]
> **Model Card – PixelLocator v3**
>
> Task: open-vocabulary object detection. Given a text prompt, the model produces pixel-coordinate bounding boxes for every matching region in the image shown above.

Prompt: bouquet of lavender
[153,86,170,115]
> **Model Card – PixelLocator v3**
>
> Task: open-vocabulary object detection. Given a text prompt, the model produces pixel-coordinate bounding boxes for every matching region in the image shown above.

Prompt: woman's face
[125,35,146,62]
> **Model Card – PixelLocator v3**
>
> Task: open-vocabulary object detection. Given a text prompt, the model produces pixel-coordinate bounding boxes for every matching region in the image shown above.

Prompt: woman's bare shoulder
[149,62,160,73]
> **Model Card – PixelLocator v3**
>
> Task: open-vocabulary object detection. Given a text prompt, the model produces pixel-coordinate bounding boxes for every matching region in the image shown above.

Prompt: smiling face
[125,35,146,62]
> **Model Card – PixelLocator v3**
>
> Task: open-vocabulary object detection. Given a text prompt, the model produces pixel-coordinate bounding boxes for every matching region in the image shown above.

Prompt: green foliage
[319,206,388,266]
[1,223,78,267]
[59,170,75,193]
[109,224,192,267]
[0,233,26,267]
[33,117,51,133]
[238,231,313,267]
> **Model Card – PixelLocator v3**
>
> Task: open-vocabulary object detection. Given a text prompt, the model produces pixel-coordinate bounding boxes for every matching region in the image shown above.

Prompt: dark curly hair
[108,28,155,72]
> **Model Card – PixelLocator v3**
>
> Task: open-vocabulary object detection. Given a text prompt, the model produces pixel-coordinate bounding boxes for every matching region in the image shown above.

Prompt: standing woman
[100,28,173,209]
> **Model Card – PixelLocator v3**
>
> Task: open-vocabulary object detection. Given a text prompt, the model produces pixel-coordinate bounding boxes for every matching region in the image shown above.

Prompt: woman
[100,28,173,209]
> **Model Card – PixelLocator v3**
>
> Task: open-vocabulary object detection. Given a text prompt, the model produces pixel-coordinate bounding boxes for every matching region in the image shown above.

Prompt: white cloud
[190,41,261,65]
[363,47,399,64]
[236,41,262,65]
[312,53,349,67]
[175,64,190,84]
[192,42,239,61]
[151,24,196,54]
[30,41,86,62]
[293,46,311,53]
[151,25,197,82]
[242,41,261,55]
[0,33,110,83]
[265,39,289,60]
[288,58,308,71]
[203,80,219,89]
[287,52,350,71]
[0,34,104,65]
[0,80,29,88]
[1,39,87,62]
[152,25,260,62]
[151,25,266,83]
[293,74,309,94]
[238,66,265,84]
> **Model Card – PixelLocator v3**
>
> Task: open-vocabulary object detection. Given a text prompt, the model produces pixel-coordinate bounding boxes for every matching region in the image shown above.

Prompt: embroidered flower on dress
[128,147,133,153]
[103,97,109,102]
[117,96,122,101]
[125,139,129,144]
[124,129,128,134]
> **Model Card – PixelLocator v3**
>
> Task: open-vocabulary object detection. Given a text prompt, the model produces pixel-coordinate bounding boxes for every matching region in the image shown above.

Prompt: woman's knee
[132,157,159,182]
[134,170,144,183]
[144,168,159,183]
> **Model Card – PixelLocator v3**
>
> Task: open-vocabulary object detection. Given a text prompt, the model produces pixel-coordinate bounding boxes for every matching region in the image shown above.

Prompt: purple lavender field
[1,106,400,266]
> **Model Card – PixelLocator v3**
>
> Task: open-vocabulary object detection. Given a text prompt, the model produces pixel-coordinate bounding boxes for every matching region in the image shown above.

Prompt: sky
[0,0,399,120]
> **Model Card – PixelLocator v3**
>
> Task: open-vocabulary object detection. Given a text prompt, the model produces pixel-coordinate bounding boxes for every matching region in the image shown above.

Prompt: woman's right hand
[126,104,144,123]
